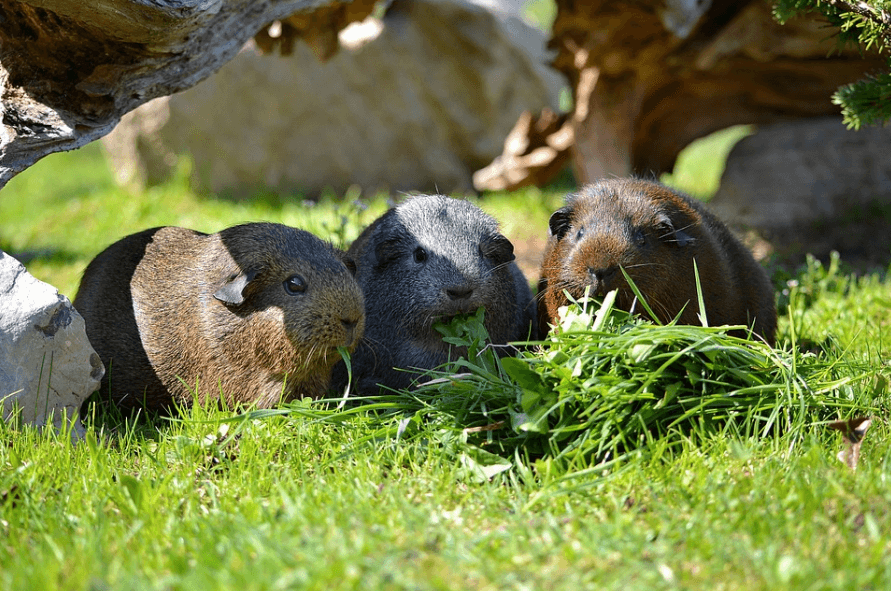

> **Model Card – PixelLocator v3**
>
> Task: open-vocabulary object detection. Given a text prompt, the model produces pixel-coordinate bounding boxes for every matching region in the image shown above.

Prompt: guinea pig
[74,222,365,412]
[537,178,777,344]
[335,194,536,393]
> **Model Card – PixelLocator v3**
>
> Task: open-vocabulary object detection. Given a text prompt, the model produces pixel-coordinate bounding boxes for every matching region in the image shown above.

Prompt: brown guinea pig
[74,222,365,412]
[537,178,777,344]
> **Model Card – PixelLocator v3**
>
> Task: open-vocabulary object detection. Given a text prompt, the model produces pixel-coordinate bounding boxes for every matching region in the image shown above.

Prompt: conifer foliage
[774,0,891,128]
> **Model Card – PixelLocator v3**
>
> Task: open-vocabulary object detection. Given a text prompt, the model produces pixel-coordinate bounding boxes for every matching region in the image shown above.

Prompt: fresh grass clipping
[509,294,865,466]
[301,294,875,481]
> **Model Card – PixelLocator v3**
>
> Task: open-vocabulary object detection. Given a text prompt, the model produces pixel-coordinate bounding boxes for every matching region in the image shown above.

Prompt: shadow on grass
[2,246,85,266]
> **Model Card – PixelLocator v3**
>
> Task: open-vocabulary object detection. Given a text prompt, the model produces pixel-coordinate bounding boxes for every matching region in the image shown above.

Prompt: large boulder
[101,0,564,197]
[709,117,891,266]
[711,118,891,230]
[0,251,104,439]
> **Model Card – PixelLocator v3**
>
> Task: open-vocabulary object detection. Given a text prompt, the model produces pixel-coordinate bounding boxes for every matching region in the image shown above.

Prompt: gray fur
[336,195,536,393]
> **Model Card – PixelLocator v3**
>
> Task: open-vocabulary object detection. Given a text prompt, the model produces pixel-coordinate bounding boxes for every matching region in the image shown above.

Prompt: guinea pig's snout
[586,265,618,295]
[340,316,361,345]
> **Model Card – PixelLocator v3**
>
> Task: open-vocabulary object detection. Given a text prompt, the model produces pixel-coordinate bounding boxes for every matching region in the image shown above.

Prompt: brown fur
[74,223,365,412]
[537,179,777,344]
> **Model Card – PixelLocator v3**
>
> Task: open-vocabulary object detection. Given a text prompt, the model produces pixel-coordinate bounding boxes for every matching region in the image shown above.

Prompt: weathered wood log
[0,0,375,189]
[100,0,564,197]
[545,0,887,184]
[472,108,573,192]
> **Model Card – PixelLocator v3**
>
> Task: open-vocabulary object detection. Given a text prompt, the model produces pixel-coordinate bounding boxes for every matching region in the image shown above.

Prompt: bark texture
[498,0,888,186]
[0,0,375,188]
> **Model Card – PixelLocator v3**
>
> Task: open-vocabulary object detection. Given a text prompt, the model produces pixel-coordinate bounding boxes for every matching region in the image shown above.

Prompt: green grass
[523,0,558,32]
[1,135,890,590]
[659,125,755,200]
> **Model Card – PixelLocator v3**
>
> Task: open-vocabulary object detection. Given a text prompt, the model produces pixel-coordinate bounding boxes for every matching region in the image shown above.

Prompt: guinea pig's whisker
[301,343,319,370]
[362,335,385,348]
[492,261,515,273]
[623,262,662,269]
[652,299,674,323]
[479,260,516,281]
[539,261,565,274]
[354,336,385,366]
[662,222,697,244]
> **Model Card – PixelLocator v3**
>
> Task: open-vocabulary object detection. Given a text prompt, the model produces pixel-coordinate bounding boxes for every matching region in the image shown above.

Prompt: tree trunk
[549,0,887,184]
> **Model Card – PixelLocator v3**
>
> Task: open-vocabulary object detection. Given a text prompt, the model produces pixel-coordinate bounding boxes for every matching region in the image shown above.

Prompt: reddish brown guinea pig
[537,178,777,344]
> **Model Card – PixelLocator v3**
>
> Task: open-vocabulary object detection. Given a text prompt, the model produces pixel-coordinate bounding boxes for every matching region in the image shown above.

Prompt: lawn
[1,134,890,590]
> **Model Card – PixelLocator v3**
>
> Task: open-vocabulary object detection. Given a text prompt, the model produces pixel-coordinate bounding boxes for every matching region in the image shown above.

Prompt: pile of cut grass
[286,290,879,487]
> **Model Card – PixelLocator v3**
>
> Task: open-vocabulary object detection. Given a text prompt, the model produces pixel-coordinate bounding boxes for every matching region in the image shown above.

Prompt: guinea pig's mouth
[432,313,462,325]
[566,283,652,319]
[430,306,483,330]
[426,315,458,340]
[436,298,482,317]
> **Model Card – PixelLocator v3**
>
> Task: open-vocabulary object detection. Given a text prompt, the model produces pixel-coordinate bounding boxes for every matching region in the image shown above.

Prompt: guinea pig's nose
[341,318,359,340]
[446,286,474,301]
[587,266,617,291]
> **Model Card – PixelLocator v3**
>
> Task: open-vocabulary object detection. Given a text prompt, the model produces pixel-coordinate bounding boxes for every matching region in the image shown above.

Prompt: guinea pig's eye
[633,229,647,246]
[575,227,585,241]
[283,275,307,295]
[413,247,428,264]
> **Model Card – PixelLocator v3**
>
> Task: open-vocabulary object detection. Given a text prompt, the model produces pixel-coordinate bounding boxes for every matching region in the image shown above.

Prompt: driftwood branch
[0,0,375,189]
[473,108,572,192]
[515,0,889,185]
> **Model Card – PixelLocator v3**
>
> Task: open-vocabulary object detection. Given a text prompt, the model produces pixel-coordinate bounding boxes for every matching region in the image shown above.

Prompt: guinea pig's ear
[480,233,515,265]
[548,206,574,240]
[373,238,404,268]
[342,255,358,276]
[213,269,259,306]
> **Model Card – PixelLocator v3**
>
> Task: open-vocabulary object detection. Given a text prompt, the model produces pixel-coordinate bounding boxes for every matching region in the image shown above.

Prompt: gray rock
[0,251,104,440]
[710,118,891,230]
[101,0,564,197]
